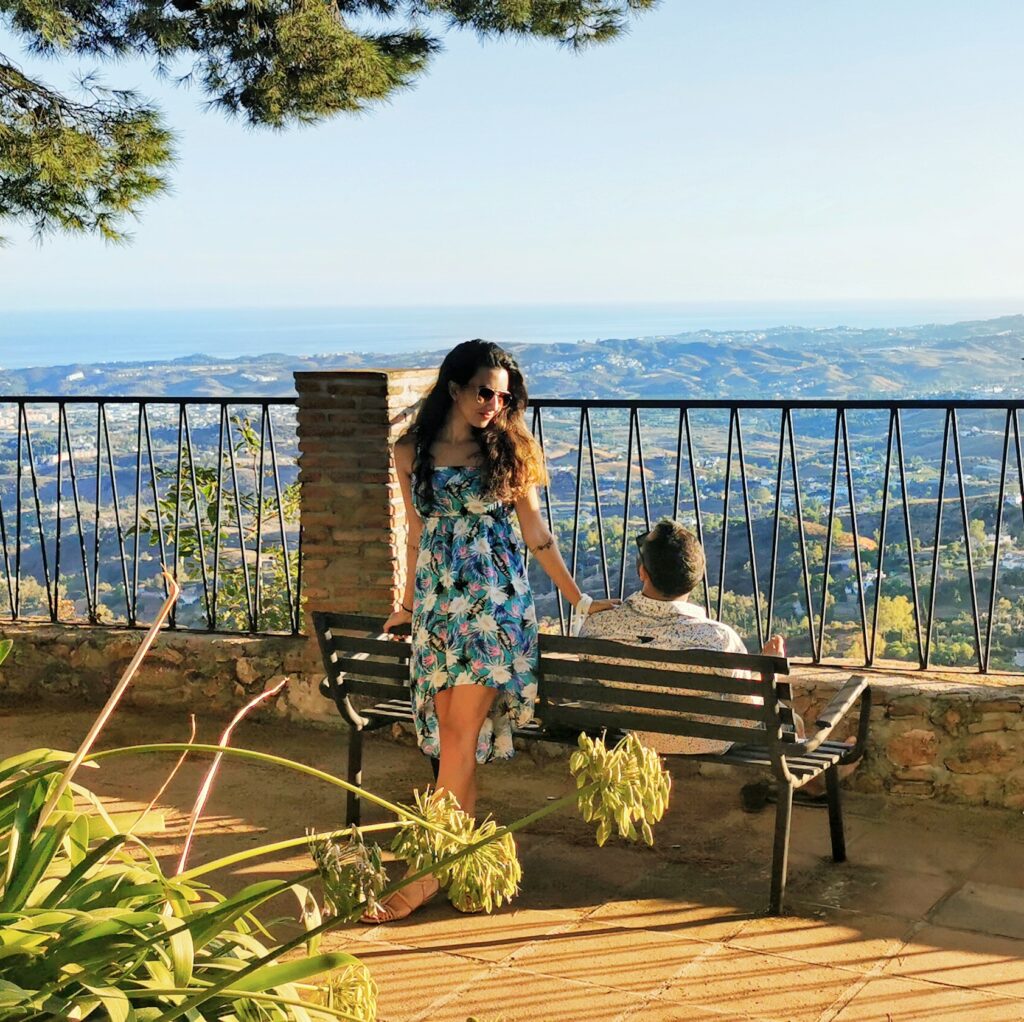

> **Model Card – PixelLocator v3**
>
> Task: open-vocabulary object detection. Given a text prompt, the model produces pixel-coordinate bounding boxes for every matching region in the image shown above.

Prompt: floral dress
[410,465,539,763]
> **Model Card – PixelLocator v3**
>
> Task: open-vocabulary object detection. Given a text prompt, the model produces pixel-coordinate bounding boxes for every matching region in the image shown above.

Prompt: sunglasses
[474,385,514,408]
[635,530,650,567]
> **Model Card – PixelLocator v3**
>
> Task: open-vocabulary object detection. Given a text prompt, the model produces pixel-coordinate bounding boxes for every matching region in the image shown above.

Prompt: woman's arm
[384,441,422,631]
[513,486,615,613]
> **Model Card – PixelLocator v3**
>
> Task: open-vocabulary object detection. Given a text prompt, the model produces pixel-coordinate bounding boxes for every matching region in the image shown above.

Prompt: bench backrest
[313,611,795,748]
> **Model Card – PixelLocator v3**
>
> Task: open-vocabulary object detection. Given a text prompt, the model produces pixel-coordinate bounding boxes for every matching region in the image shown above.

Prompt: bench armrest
[815,675,868,731]
[319,675,371,730]
[799,676,872,758]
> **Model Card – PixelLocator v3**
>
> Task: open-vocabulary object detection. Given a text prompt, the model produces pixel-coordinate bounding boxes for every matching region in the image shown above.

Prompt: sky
[2,1,1024,311]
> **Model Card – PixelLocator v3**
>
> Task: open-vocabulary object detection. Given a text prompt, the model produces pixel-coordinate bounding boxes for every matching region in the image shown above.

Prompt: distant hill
[2,315,1023,400]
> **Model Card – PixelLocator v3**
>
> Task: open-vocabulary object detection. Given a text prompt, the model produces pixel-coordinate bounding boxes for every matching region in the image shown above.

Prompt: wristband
[401,602,413,613]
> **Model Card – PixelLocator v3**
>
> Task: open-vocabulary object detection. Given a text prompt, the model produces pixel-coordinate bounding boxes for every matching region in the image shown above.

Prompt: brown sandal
[359,875,440,924]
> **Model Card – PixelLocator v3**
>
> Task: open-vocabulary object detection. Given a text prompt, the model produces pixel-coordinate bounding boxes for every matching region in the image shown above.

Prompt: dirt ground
[5,702,1024,1022]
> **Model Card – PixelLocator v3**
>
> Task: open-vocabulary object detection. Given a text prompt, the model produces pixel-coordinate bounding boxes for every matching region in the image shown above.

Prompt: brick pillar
[294,369,436,628]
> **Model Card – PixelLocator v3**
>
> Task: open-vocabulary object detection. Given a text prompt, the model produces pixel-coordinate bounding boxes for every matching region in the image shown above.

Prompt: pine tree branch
[415,0,659,49]
[0,57,175,240]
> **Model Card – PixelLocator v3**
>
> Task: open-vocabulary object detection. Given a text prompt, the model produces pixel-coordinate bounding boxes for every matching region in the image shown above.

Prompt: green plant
[570,731,671,846]
[0,746,373,1020]
[390,789,521,914]
[133,415,300,632]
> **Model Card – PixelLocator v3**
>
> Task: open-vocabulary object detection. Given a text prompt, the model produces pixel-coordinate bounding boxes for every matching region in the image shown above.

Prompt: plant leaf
[40,834,130,909]
[161,913,195,989]
[62,812,92,868]
[290,883,321,957]
[226,951,362,993]
[82,983,131,1022]
[1,817,75,912]
[186,879,284,949]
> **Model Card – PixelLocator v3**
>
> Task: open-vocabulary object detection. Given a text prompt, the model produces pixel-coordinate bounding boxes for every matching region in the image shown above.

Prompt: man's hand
[761,635,786,657]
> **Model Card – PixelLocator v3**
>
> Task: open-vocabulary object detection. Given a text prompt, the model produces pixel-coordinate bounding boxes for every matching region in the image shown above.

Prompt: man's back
[580,591,753,755]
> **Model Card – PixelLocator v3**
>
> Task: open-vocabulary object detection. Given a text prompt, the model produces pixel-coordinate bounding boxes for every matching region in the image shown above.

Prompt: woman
[364,339,614,922]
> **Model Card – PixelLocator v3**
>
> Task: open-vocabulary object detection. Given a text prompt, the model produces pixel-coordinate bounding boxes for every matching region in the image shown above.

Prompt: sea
[0,299,1020,369]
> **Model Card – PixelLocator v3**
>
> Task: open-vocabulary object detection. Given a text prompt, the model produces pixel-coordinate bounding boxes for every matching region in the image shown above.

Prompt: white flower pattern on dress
[409,466,539,763]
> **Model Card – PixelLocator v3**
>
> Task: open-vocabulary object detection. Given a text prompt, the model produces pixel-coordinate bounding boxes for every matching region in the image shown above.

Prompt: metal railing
[0,398,300,634]
[5,393,1024,671]
[528,399,1024,673]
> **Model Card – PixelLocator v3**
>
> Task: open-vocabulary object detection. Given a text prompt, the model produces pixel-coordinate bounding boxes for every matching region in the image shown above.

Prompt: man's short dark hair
[637,519,705,598]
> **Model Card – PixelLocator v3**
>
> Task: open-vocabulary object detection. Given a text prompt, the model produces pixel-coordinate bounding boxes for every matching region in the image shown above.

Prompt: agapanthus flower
[390,789,521,913]
[308,827,389,921]
[317,963,379,1022]
[569,732,672,847]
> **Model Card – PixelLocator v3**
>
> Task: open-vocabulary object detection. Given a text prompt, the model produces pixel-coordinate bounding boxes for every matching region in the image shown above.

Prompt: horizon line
[5,297,1024,316]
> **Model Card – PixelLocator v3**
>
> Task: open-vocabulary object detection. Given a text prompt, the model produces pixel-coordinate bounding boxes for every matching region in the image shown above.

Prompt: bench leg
[825,765,846,863]
[346,729,364,827]
[769,781,794,915]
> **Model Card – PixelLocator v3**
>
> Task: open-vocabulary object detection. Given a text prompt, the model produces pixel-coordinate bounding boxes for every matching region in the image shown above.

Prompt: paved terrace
[6,704,1023,1022]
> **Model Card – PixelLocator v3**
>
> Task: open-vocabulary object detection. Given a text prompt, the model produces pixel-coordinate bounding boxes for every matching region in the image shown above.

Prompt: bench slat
[361,703,414,720]
[358,701,554,739]
[540,705,768,746]
[715,750,821,777]
[332,657,409,682]
[317,611,404,634]
[715,745,845,771]
[540,632,789,675]
[335,679,411,701]
[539,656,766,696]
[539,679,766,720]
[326,633,412,658]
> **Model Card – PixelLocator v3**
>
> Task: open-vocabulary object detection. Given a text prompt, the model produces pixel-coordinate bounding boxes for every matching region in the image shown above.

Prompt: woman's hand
[587,599,621,615]
[383,608,413,633]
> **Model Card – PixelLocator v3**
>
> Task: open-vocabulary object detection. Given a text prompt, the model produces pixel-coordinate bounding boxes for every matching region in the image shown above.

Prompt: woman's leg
[362,684,497,923]
[433,684,498,817]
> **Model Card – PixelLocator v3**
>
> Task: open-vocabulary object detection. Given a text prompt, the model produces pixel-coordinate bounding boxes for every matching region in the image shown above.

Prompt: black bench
[314,611,871,914]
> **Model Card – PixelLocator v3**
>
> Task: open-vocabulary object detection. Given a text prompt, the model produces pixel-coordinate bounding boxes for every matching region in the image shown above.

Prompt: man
[579,517,770,756]
[581,518,847,806]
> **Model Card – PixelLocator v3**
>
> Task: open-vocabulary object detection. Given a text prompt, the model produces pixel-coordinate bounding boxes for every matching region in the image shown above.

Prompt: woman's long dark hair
[405,339,547,506]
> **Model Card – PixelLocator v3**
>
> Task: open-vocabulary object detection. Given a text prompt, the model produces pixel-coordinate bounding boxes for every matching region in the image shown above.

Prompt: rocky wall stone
[0,623,339,729]
[5,622,1021,812]
[789,670,1024,810]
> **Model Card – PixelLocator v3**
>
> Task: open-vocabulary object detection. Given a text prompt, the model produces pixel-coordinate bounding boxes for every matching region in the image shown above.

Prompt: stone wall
[0,623,336,727]
[790,670,1024,811]
[4,620,1022,810]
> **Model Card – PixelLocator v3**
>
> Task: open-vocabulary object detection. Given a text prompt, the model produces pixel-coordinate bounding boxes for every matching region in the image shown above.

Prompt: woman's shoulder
[393,435,416,471]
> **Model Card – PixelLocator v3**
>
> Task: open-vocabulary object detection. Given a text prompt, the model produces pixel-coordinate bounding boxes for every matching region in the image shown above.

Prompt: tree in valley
[1,0,656,239]
[875,593,916,645]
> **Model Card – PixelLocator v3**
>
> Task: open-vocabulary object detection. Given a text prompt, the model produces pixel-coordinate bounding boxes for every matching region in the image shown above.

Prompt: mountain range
[3,315,1023,400]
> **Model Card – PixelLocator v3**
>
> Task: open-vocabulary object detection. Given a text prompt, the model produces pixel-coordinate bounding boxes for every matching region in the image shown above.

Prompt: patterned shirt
[580,591,754,755]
